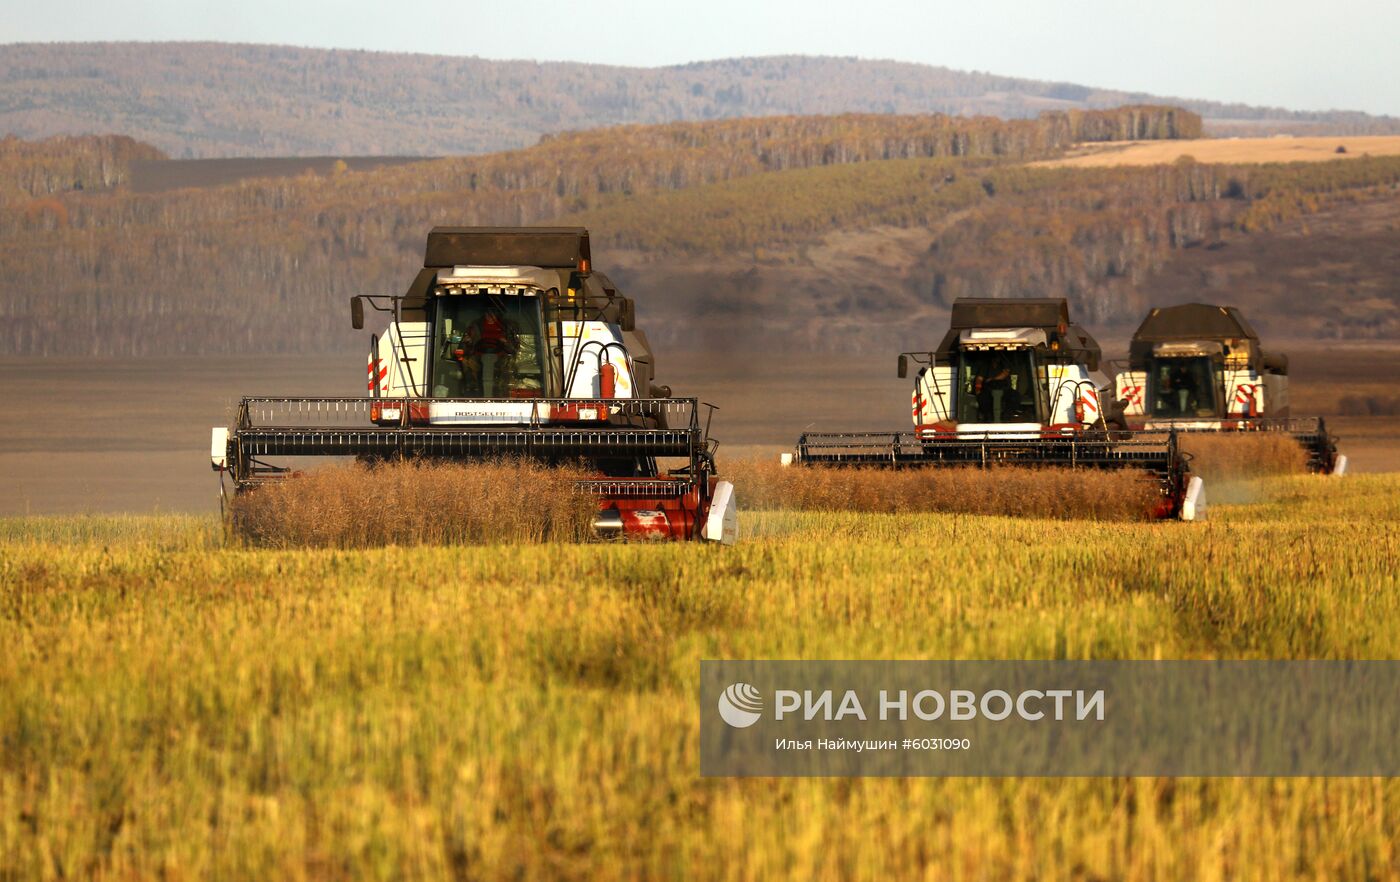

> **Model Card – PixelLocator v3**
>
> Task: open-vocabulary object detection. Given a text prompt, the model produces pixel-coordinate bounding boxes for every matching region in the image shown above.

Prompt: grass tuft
[227,459,598,547]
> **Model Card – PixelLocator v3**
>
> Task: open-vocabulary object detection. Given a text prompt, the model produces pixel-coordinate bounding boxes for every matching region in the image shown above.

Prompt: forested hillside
[3,107,1397,357]
[1,43,1393,157]
[584,157,1400,351]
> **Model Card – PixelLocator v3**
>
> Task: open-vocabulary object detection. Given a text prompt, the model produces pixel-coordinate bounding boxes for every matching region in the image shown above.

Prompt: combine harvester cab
[789,298,1205,521]
[211,226,737,543]
[1114,303,1345,475]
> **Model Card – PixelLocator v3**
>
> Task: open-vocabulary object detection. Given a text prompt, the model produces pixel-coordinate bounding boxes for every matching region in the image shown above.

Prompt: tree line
[0,135,164,201]
[557,152,1400,330]
[10,109,1399,359]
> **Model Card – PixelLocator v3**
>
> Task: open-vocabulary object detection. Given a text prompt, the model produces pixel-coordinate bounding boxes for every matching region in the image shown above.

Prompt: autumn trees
[0,134,164,203]
[3,110,1396,357]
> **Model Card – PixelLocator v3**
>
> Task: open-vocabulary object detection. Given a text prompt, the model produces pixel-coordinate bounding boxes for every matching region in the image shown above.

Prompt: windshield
[956,349,1040,423]
[1149,356,1217,418]
[431,294,547,398]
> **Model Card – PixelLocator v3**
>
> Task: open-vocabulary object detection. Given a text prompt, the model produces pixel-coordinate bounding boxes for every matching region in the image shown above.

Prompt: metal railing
[795,428,1183,476]
[224,396,716,489]
[1140,416,1327,435]
[236,395,701,431]
[577,478,695,498]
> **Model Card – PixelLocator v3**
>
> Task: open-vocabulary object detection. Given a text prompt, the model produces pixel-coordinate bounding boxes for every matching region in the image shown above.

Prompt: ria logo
[718,682,764,728]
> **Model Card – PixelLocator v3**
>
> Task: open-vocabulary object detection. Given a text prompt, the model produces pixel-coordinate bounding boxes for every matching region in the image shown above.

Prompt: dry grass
[724,460,1161,520]
[227,459,598,547]
[1178,433,1310,482]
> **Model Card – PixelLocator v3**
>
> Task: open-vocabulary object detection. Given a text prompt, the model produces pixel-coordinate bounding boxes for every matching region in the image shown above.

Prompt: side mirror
[350,296,365,330]
[618,298,636,332]
[897,354,909,379]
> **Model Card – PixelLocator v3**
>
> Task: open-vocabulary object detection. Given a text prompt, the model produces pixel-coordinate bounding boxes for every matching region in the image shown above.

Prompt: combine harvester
[787,298,1205,520]
[1113,303,1345,474]
[211,226,737,543]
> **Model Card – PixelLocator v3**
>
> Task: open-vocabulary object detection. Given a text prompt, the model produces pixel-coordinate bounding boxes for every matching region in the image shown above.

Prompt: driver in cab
[446,311,521,397]
[1159,362,1198,415]
[973,355,1013,422]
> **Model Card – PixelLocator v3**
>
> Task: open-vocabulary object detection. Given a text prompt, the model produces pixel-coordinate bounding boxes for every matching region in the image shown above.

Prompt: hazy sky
[5,0,1398,115]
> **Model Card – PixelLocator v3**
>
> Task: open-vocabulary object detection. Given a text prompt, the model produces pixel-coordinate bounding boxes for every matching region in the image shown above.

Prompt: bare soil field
[0,356,359,515]
[2,348,1394,515]
[1035,135,1400,167]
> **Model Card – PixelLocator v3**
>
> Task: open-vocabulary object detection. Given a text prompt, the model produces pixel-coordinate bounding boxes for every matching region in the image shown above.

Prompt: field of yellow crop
[1033,135,1400,168]
[3,474,1399,881]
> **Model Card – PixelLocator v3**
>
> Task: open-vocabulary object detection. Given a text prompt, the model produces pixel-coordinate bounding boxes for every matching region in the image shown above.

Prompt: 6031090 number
[910,738,970,751]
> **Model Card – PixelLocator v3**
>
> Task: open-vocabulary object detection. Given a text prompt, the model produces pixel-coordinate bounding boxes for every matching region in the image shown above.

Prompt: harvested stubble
[1177,432,1310,482]
[227,459,597,547]
[724,459,1161,520]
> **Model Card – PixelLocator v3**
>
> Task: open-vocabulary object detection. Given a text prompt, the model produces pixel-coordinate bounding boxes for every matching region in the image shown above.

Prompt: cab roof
[937,298,1100,369]
[424,227,591,269]
[949,298,1070,331]
[1131,303,1260,343]
[1128,303,1267,370]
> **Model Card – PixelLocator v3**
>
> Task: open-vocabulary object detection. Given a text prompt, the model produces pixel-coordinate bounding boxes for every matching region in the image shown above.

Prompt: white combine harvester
[1113,303,1345,474]
[790,298,1205,521]
[212,226,737,543]
[904,298,1115,438]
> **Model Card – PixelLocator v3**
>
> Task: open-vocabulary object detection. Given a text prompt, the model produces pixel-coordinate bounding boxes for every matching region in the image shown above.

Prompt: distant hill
[2,42,1398,158]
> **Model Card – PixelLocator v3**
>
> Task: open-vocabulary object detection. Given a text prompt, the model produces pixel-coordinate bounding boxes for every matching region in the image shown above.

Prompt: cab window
[1150,357,1217,418]
[431,294,547,398]
[957,350,1038,423]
